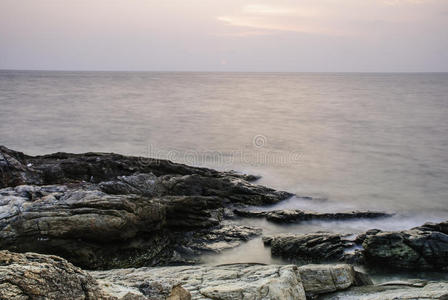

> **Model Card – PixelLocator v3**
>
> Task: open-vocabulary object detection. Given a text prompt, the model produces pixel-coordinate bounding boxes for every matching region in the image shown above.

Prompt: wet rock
[362,223,448,271]
[234,209,392,223]
[171,224,262,264]
[91,263,366,299]
[0,146,249,187]
[0,184,174,269]
[0,184,264,269]
[0,250,107,300]
[263,232,351,264]
[0,146,293,269]
[0,146,289,206]
[318,280,448,300]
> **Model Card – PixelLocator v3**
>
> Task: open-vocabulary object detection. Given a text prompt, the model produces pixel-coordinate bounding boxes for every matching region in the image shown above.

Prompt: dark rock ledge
[234,208,393,223]
[0,146,291,269]
[262,220,448,271]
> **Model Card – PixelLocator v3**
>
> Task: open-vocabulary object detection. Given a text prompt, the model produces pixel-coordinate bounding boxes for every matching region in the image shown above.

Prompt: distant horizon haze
[1,0,447,72]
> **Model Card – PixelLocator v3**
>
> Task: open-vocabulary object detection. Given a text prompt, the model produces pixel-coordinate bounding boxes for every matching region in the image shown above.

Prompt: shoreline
[1,145,447,299]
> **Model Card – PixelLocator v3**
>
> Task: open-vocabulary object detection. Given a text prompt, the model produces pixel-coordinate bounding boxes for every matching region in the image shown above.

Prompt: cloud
[242,4,296,15]
[216,0,445,37]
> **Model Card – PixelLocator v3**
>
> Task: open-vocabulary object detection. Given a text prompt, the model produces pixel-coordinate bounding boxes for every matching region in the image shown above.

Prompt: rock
[0,146,292,269]
[264,220,448,271]
[318,280,448,300]
[0,183,263,269]
[0,146,250,187]
[171,224,262,264]
[298,264,363,296]
[263,232,351,264]
[91,263,365,299]
[362,224,448,271]
[0,250,107,300]
[167,285,191,300]
[234,209,392,224]
[0,146,291,206]
[100,173,292,206]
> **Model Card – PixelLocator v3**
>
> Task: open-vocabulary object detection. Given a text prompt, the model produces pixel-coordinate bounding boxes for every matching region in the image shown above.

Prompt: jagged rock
[101,173,292,206]
[234,209,392,223]
[318,280,448,299]
[362,223,448,271]
[0,146,289,206]
[0,183,262,269]
[171,224,262,264]
[91,263,366,299]
[0,146,293,269]
[0,250,107,300]
[264,220,448,271]
[0,146,250,187]
[263,232,351,264]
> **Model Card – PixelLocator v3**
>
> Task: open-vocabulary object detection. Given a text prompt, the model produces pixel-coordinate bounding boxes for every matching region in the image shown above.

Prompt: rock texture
[263,232,357,264]
[0,184,264,269]
[234,209,392,224]
[90,263,365,300]
[361,221,448,271]
[263,220,448,271]
[0,146,291,269]
[0,250,107,300]
[319,280,448,300]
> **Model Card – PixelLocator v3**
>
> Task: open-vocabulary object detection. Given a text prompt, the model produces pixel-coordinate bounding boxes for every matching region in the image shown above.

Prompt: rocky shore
[1,146,447,299]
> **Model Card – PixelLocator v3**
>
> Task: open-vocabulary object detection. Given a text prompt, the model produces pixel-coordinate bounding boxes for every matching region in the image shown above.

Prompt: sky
[0,0,447,72]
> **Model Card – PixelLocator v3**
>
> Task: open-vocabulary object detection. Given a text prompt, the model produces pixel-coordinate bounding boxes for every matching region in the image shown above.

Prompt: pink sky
[1,0,447,71]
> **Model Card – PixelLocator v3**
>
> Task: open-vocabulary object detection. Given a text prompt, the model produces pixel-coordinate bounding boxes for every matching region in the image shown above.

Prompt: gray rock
[298,264,364,296]
[0,250,107,300]
[0,184,261,269]
[90,263,364,300]
[318,280,448,299]
[234,209,392,223]
[0,146,293,269]
[0,146,290,205]
[263,232,352,264]
[362,226,448,271]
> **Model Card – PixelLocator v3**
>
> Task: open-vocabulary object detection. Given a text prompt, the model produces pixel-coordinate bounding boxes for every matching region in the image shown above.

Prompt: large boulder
[0,250,107,300]
[362,224,448,271]
[298,264,370,296]
[90,263,366,300]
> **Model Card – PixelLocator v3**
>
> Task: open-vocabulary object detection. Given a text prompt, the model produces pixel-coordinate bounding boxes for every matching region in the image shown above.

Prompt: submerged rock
[90,263,366,300]
[0,250,107,300]
[234,209,392,223]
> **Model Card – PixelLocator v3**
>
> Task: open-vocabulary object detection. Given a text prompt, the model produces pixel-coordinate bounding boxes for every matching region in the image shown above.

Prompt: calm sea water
[1,70,448,232]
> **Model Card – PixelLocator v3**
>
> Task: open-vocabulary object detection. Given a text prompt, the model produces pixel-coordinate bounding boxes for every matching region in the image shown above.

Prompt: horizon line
[1,68,448,74]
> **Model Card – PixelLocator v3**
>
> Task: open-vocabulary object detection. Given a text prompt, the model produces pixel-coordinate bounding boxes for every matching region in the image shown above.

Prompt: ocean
[1,70,448,236]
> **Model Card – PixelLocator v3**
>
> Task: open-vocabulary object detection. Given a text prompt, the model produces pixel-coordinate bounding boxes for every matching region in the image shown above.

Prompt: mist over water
[1,70,448,231]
